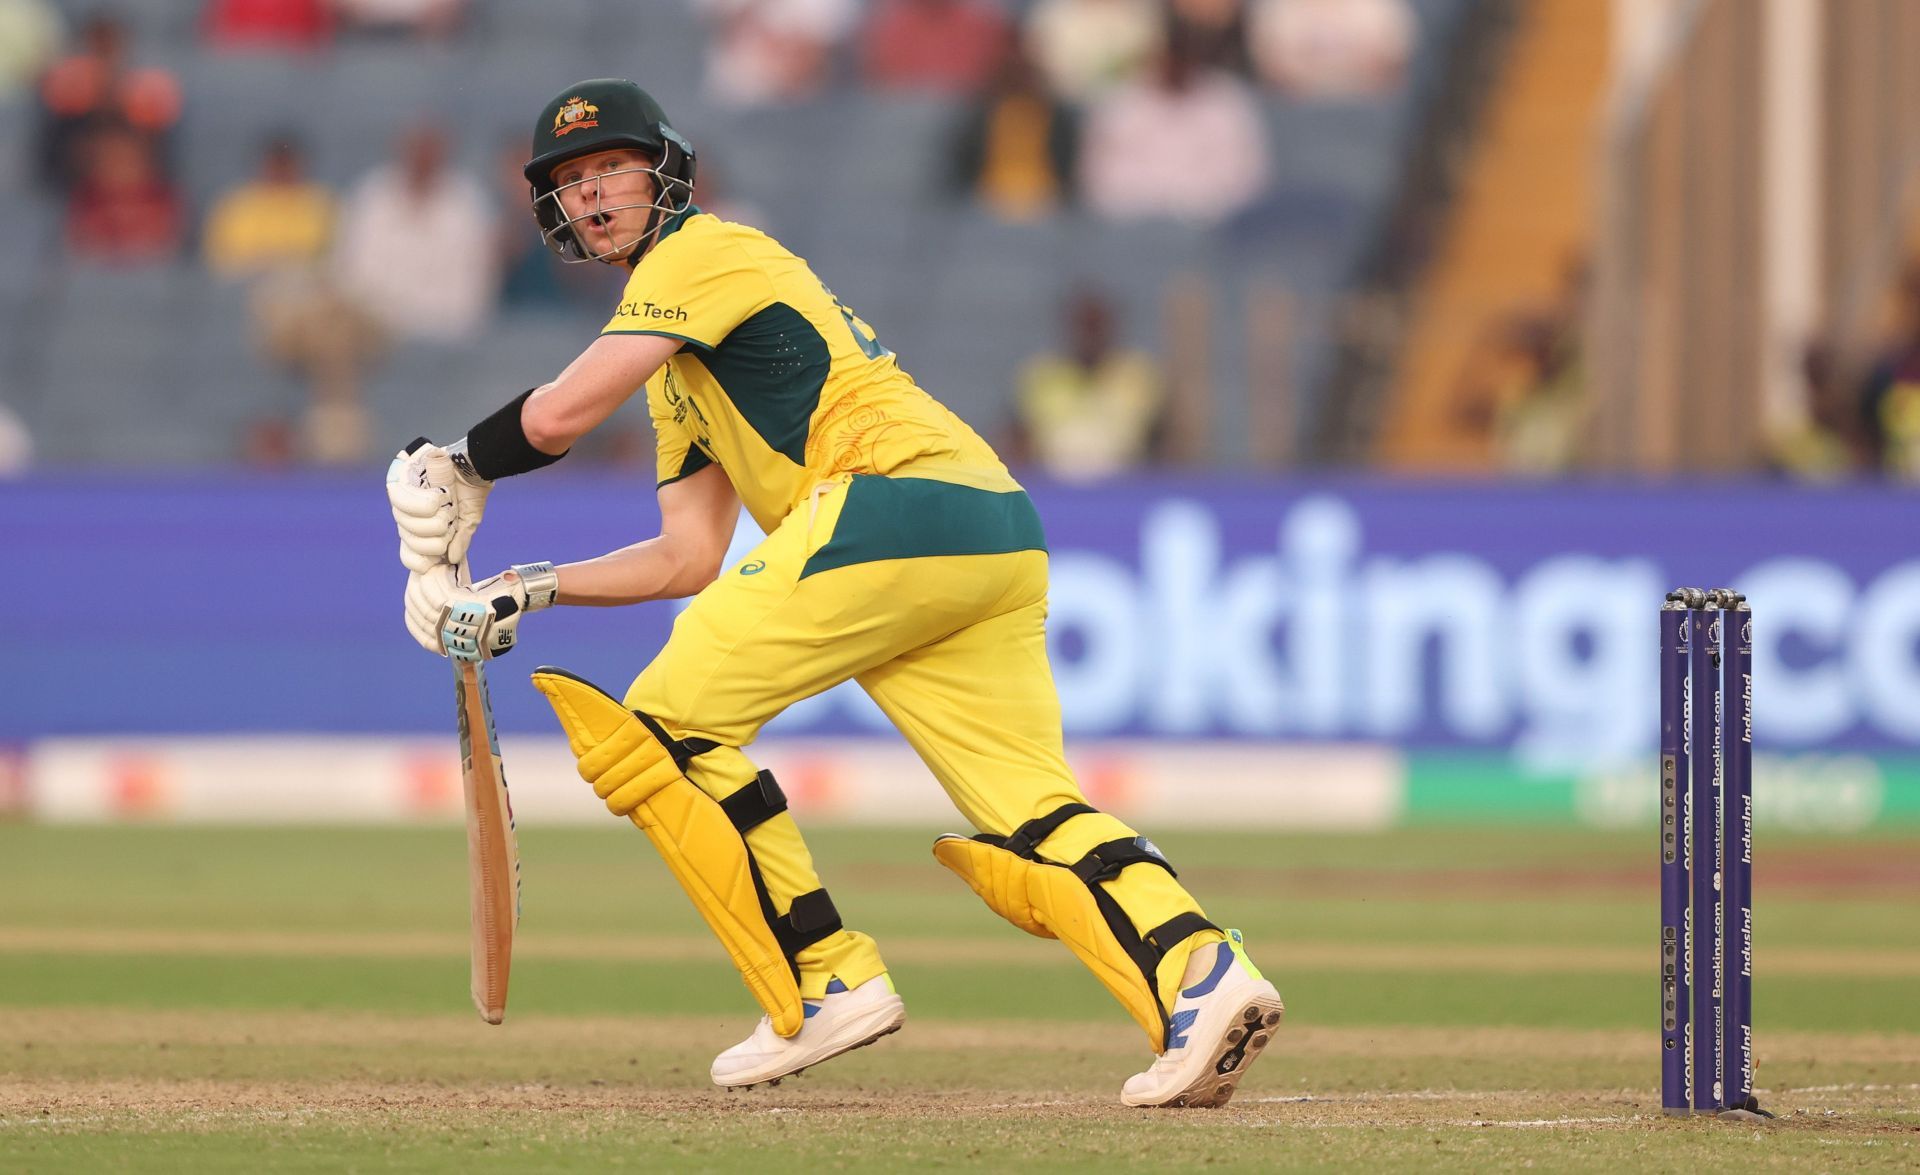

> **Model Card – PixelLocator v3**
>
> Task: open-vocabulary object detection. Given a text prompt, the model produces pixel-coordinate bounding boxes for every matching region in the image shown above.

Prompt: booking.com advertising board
[4,475,1916,829]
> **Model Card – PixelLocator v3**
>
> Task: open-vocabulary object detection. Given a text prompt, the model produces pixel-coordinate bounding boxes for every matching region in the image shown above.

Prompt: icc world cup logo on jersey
[663,367,689,425]
[553,97,599,138]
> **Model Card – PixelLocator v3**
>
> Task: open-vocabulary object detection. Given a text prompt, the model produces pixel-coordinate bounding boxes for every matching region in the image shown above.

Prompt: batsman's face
[550,148,659,261]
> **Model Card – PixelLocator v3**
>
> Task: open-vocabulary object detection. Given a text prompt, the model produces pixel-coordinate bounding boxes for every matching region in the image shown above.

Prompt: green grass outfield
[1,825,1916,1172]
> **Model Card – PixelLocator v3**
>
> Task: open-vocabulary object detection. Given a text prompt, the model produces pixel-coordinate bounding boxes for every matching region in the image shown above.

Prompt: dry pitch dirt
[3,1013,1920,1144]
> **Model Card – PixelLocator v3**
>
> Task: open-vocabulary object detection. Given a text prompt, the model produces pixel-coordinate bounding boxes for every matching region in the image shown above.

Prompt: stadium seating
[7,0,1474,466]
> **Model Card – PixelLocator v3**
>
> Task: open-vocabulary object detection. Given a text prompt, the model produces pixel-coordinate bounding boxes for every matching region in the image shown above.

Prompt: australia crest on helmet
[552,96,600,138]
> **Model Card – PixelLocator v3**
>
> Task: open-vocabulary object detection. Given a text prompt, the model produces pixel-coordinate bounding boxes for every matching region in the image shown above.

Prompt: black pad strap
[999,802,1097,860]
[1145,912,1221,956]
[630,710,719,770]
[771,888,843,958]
[1071,837,1177,886]
[720,771,788,834]
[983,799,1219,1031]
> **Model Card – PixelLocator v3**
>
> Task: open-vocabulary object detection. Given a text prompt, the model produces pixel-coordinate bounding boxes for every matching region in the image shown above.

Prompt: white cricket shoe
[711,975,905,1090]
[1121,930,1284,1108]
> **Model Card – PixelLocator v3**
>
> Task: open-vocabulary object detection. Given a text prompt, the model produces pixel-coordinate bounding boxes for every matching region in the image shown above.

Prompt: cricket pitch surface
[3,826,1915,1171]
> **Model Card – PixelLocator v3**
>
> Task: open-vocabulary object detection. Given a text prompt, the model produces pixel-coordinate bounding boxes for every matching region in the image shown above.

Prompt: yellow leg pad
[532,667,806,1038]
[1024,811,1220,1016]
[933,835,1168,1052]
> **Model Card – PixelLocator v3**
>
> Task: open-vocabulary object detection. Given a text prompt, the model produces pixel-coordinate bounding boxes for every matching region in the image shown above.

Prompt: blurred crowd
[1459,257,1920,482]
[1779,269,1920,482]
[0,0,1418,476]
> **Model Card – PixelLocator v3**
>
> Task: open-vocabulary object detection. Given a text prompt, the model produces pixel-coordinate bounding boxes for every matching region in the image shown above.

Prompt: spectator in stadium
[34,10,182,193]
[1451,259,1589,474]
[64,123,182,263]
[1249,0,1413,99]
[0,394,31,474]
[205,134,378,465]
[334,123,497,343]
[1769,341,1875,480]
[861,0,1009,95]
[1488,315,1586,475]
[203,134,334,277]
[201,0,334,51]
[1078,32,1270,224]
[253,286,384,464]
[1024,0,1161,103]
[950,43,1077,222]
[331,0,467,39]
[696,0,856,107]
[0,0,61,99]
[1861,267,1920,479]
[1167,0,1252,76]
[1012,288,1164,479]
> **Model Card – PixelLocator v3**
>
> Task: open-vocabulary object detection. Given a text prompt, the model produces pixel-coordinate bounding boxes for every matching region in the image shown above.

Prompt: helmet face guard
[532,154,693,264]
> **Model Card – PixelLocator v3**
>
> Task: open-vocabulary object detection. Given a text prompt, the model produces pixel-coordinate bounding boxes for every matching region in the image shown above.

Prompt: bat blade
[455,658,521,1024]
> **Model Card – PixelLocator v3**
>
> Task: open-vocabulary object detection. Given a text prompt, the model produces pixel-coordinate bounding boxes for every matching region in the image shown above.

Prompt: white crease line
[1231,1117,1638,1132]
[1455,1117,1632,1128]
[1254,1090,1542,1104]
[982,1100,1076,1110]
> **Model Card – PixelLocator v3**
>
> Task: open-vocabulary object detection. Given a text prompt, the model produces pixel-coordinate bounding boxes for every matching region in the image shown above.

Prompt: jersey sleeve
[602,226,770,350]
[647,372,713,488]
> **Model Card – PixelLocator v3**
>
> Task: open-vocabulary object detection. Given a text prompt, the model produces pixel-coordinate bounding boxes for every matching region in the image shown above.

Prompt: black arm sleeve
[459,388,569,481]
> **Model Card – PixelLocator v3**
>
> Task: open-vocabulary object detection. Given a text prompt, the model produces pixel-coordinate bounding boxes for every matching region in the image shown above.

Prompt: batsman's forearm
[553,536,715,606]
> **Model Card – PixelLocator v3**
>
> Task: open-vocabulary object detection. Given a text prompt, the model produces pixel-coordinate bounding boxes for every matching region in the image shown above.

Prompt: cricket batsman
[387,79,1283,1107]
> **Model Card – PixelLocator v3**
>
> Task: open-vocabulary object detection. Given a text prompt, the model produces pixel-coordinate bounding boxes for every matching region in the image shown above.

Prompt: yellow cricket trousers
[624,474,1218,1002]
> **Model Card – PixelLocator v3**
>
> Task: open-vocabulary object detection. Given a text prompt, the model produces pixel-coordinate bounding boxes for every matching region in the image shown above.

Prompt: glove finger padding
[420,448,489,571]
[388,453,457,569]
[531,666,807,1038]
[404,564,461,654]
[447,523,479,571]
[391,492,453,537]
[398,538,444,575]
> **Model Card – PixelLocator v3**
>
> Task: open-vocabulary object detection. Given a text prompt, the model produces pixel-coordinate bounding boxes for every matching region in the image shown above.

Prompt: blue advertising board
[4,474,1916,775]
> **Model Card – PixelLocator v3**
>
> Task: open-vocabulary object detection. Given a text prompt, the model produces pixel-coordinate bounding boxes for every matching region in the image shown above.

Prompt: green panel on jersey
[692,301,829,466]
[801,476,1048,579]
[656,443,712,488]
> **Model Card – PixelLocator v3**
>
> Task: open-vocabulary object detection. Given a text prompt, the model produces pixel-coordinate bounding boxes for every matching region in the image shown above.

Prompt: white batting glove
[405,562,559,661]
[387,438,491,574]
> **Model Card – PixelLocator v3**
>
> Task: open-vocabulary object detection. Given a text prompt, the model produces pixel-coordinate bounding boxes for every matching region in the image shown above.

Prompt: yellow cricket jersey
[603,207,1025,535]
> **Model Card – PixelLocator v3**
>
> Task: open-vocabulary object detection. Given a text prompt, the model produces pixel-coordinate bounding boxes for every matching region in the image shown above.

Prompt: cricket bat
[454,657,521,1024]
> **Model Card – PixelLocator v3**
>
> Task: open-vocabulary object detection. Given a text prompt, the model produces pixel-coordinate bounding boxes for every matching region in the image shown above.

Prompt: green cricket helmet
[523,78,696,264]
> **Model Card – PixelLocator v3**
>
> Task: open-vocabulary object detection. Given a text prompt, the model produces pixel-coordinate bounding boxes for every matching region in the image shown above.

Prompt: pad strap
[720,770,789,833]
[746,848,844,973]
[631,711,720,769]
[1071,837,1177,885]
[988,802,1220,1019]
[997,802,1097,859]
[725,770,838,971]
[771,888,843,958]
[1145,912,1219,956]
